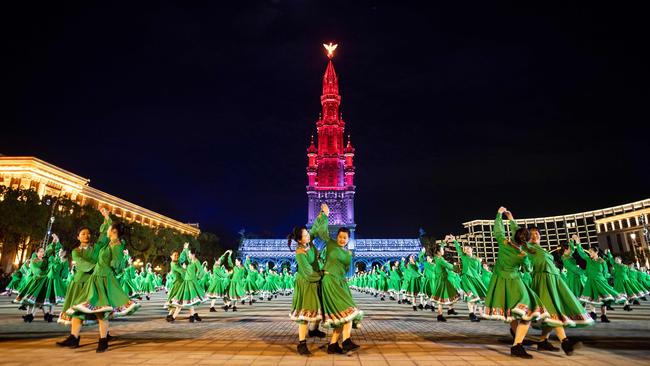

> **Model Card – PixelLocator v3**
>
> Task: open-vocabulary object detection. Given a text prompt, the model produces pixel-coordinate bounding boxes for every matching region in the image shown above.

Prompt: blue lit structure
[238,238,422,276]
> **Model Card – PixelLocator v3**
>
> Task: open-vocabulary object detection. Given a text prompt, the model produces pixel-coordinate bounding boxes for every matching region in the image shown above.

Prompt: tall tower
[307,43,356,238]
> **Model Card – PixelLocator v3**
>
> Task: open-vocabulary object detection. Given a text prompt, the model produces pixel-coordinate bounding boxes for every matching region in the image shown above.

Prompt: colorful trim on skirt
[483,303,548,322]
[322,307,364,328]
[289,309,322,322]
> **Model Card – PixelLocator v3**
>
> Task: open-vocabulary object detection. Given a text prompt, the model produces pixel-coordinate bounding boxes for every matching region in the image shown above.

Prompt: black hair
[589,245,601,254]
[514,228,531,245]
[433,244,444,255]
[110,222,131,245]
[77,226,91,236]
[287,225,308,251]
[337,227,351,236]
[529,226,540,232]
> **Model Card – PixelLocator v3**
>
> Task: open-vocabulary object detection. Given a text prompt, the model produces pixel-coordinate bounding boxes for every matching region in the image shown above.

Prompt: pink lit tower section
[306,43,356,239]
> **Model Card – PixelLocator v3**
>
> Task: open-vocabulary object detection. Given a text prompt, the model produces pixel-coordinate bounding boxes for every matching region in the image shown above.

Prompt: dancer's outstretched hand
[321,203,330,216]
[571,234,580,243]
[504,211,513,220]
[498,206,507,214]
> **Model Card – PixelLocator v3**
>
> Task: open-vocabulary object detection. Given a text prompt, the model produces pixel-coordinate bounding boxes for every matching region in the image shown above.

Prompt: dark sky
[3,1,649,246]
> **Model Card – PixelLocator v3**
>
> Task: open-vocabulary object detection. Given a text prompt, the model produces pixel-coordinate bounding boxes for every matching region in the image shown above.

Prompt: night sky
[3,2,649,247]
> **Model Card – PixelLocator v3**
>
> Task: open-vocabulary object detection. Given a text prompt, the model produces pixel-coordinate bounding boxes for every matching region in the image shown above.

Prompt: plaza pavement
[0,291,648,365]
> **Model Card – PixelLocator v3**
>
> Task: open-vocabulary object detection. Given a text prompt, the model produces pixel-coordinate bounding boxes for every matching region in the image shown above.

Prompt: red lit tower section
[307,44,356,238]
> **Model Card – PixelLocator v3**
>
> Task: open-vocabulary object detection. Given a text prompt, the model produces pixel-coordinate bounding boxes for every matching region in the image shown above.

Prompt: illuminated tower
[306,43,356,239]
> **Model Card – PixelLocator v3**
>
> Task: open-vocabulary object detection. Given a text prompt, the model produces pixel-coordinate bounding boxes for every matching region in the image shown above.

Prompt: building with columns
[0,156,200,236]
[461,198,650,267]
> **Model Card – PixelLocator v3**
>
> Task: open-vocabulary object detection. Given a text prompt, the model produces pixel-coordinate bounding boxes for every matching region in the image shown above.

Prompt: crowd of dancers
[2,205,649,358]
[349,207,650,358]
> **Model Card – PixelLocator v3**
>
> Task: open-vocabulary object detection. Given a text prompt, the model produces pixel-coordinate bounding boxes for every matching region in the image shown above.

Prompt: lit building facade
[0,156,200,236]
[462,199,650,266]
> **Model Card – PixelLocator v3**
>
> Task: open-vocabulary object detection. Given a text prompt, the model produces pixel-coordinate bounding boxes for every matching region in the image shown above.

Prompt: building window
[616,233,623,253]
[606,236,613,252]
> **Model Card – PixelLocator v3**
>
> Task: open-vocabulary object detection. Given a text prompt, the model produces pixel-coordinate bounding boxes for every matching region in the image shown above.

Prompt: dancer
[481,261,492,289]
[402,254,422,311]
[483,207,547,359]
[573,237,625,322]
[207,251,231,312]
[317,204,363,355]
[452,237,485,321]
[430,237,461,322]
[227,253,246,311]
[561,240,586,298]
[417,250,435,310]
[523,227,592,355]
[14,236,59,322]
[606,250,645,311]
[60,209,139,352]
[169,243,205,322]
[288,203,328,356]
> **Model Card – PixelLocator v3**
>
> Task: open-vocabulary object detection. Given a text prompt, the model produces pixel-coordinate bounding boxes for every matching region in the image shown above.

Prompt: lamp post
[630,233,639,267]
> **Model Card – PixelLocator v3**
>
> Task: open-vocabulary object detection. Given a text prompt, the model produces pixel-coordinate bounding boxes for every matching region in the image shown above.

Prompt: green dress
[402,258,422,297]
[388,262,402,293]
[58,220,110,325]
[524,242,594,327]
[42,243,69,306]
[289,213,326,322]
[483,213,548,322]
[165,260,185,308]
[453,240,486,302]
[14,243,55,306]
[562,241,587,297]
[481,266,493,289]
[318,214,363,328]
[606,252,646,300]
[417,252,435,298]
[119,261,142,299]
[140,268,156,294]
[227,255,246,300]
[68,232,140,320]
[206,253,229,299]
[169,249,206,308]
[574,242,626,305]
[430,252,461,305]
[244,259,261,294]
[6,263,27,294]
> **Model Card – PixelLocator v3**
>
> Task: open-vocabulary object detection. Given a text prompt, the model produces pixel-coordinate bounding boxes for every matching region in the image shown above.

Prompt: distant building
[0,156,200,236]
[462,199,650,266]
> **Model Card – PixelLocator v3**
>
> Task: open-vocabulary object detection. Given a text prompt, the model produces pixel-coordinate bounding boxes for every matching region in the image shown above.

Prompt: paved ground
[0,291,648,365]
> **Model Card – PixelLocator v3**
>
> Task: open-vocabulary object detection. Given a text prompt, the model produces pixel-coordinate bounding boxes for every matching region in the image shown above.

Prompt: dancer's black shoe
[22,314,34,323]
[589,311,597,319]
[536,339,559,352]
[447,309,458,315]
[600,314,610,323]
[418,304,424,310]
[189,314,195,323]
[308,329,326,338]
[397,299,402,304]
[469,313,480,322]
[561,338,581,356]
[412,305,417,311]
[96,337,109,353]
[380,297,385,301]
[623,304,633,311]
[232,306,238,312]
[193,313,202,322]
[146,295,150,300]
[165,315,175,322]
[18,305,27,310]
[632,299,640,305]
[342,339,360,353]
[297,340,312,356]
[510,344,532,359]
[249,300,253,306]
[209,307,217,312]
[606,304,614,310]
[424,304,431,309]
[56,335,80,348]
[326,342,343,354]
[437,314,446,322]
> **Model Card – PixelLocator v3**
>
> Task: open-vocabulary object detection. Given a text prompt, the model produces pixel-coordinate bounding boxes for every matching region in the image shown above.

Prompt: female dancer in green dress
[452,238,485,321]
[524,229,592,355]
[481,261,492,289]
[388,260,402,301]
[573,238,625,322]
[169,243,205,322]
[606,249,645,311]
[483,207,548,359]
[287,203,328,356]
[14,238,55,322]
[402,254,423,311]
[207,250,232,312]
[63,210,140,352]
[561,240,586,298]
[318,204,363,355]
[430,237,461,322]
[227,253,246,311]
[417,250,435,310]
